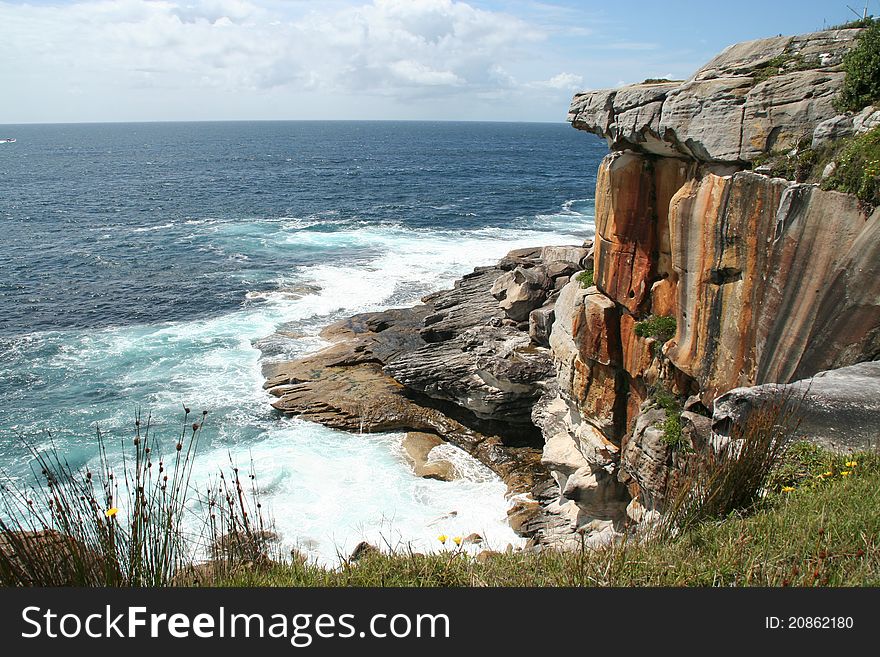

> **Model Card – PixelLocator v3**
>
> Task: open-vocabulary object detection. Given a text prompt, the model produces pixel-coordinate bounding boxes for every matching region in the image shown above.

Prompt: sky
[0,0,873,124]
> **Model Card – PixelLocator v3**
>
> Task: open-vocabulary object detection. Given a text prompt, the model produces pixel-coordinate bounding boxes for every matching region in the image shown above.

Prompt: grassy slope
[211,448,880,587]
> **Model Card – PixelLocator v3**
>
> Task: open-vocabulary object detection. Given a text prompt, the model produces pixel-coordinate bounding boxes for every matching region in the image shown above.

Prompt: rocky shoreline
[262,245,592,543]
[264,26,880,550]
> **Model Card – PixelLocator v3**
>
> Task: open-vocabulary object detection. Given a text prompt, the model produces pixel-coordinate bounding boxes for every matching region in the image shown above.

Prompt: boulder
[349,541,380,562]
[401,432,457,481]
[540,245,590,268]
[548,281,626,438]
[853,104,880,134]
[812,114,854,149]
[712,361,880,453]
[497,246,543,271]
[528,299,556,348]
[0,530,105,586]
[490,266,552,322]
[560,466,629,519]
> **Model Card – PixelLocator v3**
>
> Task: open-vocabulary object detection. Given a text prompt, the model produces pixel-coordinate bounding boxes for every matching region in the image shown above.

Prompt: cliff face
[667,172,880,399]
[544,27,880,539]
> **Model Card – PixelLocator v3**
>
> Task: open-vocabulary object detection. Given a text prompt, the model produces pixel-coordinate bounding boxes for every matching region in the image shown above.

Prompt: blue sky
[0,0,872,123]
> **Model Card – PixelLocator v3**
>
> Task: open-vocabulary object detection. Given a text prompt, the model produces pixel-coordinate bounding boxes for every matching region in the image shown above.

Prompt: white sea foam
[131,222,176,233]
[180,425,521,565]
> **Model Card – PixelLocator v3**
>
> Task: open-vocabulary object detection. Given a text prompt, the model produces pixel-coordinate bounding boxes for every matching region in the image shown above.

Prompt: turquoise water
[0,121,605,562]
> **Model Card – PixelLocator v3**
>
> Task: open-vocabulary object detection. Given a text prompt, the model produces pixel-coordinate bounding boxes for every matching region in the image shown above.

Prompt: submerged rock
[401,432,457,481]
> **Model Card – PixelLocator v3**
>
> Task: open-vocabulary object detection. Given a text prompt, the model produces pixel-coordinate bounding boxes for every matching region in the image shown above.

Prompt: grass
[751,134,819,183]
[821,126,880,206]
[0,411,272,586]
[649,386,687,450]
[751,127,880,209]
[748,54,812,85]
[660,395,797,533]
[209,448,880,587]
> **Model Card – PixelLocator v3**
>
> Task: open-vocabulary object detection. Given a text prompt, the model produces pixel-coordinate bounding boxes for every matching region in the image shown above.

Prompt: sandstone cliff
[542,27,880,542]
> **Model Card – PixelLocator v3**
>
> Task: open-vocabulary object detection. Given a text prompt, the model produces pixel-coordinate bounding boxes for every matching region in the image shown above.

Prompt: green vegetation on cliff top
[822,126,880,204]
[753,127,880,208]
[834,18,880,113]
[575,269,594,288]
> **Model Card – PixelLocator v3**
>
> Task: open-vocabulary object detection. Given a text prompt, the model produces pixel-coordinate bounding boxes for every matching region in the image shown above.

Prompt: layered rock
[569,29,860,163]
[263,27,878,550]
[667,173,880,402]
[264,246,586,542]
[263,301,548,501]
[713,361,880,453]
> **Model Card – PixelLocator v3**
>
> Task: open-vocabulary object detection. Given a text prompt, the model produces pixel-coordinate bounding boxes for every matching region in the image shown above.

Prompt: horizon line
[0,117,573,128]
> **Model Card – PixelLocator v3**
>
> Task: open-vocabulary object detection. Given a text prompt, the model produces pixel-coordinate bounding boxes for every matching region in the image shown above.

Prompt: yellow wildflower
[437,534,447,544]
[840,471,851,477]
[452,536,462,546]
[105,507,119,518]
[845,461,858,468]
[822,471,833,478]
[781,486,795,493]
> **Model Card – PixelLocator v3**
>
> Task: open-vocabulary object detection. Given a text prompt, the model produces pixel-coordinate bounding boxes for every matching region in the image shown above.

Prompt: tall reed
[0,408,272,586]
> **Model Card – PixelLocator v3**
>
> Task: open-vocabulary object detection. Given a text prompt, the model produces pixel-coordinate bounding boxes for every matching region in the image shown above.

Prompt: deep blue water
[0,121,606,561]
[1,121,603,334]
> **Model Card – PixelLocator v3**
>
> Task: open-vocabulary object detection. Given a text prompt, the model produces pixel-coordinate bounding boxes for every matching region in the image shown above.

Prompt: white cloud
[0,0,564,121]
[533,72,584,90]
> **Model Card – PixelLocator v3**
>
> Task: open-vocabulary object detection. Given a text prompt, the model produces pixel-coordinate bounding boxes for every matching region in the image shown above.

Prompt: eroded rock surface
[713,362,880,453]
[554,25,879,539]
[569,29,860,164]
[667,173,880,402]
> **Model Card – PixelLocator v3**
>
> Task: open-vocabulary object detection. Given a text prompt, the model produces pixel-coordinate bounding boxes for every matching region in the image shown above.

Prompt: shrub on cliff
[634,315,676,342]
[821,126,880,206]
[575,269,594,288]
[834,18,880,113]
[662,394,798,535]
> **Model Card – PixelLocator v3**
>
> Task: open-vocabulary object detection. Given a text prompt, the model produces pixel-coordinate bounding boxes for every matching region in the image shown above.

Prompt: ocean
[0,120,606,563]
